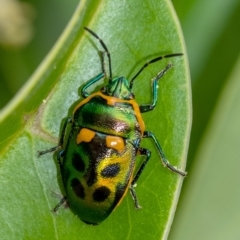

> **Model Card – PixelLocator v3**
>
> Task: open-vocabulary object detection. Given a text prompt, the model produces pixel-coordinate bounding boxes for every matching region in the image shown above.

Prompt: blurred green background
[0,0,239,239]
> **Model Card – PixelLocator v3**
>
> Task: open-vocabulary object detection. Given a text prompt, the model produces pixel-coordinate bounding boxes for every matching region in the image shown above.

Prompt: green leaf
[0,0,191,239]
[169,53,240,240]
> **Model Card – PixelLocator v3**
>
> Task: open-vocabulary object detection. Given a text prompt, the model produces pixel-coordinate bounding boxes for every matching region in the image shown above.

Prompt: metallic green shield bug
[39,27,186,225]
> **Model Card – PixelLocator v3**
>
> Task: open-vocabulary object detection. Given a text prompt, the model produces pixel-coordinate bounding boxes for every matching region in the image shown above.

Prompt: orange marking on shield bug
[106,135,125,152]
[76,128,95,144]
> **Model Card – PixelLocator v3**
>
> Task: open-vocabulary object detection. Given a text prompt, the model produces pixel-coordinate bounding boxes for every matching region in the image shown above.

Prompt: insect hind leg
[52,196,68,213]
[130,147,151,209]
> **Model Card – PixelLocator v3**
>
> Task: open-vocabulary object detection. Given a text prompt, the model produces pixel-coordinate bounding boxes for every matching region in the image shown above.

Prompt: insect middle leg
[130,147,151,209]
[38,116,72,156]
[143,131,186,176]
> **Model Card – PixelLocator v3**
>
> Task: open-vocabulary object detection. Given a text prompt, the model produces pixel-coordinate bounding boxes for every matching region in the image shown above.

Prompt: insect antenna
[129,53,183,90]
[84,27,113,81]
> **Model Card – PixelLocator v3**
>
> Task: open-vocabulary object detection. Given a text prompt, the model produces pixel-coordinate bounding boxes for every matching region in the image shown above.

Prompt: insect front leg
[38,117,72,157]
[130,147,151,209]
[81,72,105,98]
[81,51,106,98]
[139,63,173,113]
[143,131,187,176]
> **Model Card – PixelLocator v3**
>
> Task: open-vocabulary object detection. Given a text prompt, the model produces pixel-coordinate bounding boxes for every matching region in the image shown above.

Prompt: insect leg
[81,50,107,98]
[57,149,65,172]
[38,117,72,156]
[139,63,173,113]
[81,72,105,98]
[52,196,68,213]
[144,131,186,176]
[130,147,151,209]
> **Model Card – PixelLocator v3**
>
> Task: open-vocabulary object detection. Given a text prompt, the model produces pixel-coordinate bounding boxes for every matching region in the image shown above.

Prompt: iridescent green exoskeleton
[39,27,186,225]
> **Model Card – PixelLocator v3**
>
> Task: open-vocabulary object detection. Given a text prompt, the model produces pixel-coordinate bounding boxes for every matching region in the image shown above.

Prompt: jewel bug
[39,27,186,225]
